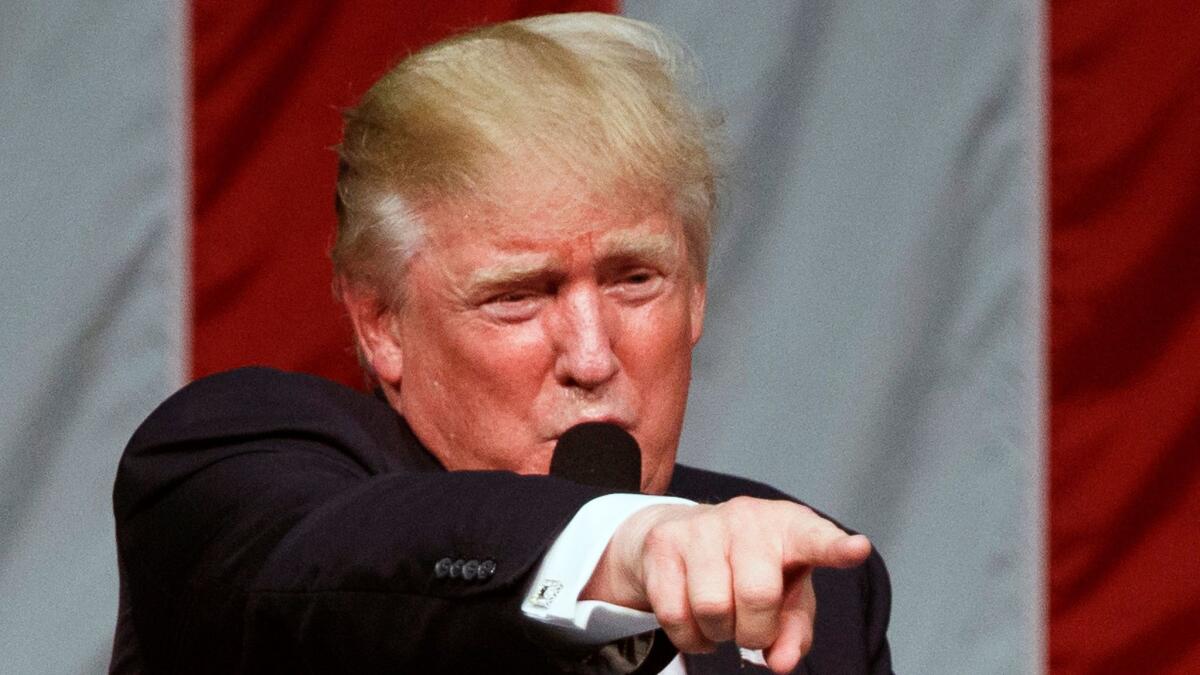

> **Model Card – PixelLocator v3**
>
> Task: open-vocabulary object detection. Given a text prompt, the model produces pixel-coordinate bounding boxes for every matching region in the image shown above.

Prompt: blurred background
[1,1,1196,673]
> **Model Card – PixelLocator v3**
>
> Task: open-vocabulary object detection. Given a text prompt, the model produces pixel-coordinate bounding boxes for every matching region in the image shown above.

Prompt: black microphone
[549,422,642,493]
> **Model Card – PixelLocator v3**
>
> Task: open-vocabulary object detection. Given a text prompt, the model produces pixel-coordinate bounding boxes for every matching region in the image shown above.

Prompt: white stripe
[0,1,189,671]
[624,2,1046,672]
[168,0,190,390]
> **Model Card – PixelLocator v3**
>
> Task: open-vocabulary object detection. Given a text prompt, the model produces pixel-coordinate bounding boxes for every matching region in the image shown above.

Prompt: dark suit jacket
[111,367,892,674]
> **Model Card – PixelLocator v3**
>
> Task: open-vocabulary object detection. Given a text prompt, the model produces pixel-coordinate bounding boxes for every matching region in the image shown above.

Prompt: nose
[551,284,619,390]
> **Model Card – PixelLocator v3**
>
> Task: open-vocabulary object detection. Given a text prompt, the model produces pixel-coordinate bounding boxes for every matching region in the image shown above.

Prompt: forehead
[417,175,684,261]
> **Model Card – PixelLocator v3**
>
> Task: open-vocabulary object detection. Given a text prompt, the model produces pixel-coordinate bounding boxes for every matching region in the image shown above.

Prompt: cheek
[433,320,555,408]
[619,302,694,494]
[399,313,558,472]
[469,323,550,373]
[618,299,696,379]
[451,325,558,471]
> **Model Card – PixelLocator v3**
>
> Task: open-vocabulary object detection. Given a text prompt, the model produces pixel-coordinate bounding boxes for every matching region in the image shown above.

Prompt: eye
[494,290,538,304]
[482,289,545,322]
[609,268,665,300]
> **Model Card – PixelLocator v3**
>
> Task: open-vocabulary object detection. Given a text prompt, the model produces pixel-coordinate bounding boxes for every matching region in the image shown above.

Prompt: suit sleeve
[862,547,895,674]
[112,369,640,673]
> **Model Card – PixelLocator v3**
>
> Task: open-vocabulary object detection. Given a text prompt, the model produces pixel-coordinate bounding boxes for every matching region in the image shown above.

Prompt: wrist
[580,503,691,610]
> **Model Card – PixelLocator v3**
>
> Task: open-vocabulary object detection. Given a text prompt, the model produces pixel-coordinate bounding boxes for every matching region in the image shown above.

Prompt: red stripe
[1050,1,1200,671]
[193,2,1200,670]
[191,1,617,387]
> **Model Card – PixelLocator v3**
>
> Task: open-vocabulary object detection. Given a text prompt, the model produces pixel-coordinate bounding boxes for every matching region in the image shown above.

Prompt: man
[112,13,892,674]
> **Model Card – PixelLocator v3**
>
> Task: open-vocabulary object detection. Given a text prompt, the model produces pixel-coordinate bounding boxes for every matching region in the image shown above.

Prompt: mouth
[538,398,638,444]
[555,415,633,437]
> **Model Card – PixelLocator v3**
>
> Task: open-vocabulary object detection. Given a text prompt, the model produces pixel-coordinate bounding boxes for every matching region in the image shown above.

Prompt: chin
[640,455,676,495]
[518,442,557,476]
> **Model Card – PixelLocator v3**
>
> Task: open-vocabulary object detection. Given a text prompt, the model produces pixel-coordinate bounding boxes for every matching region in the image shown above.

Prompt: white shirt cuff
[521,492,694,644]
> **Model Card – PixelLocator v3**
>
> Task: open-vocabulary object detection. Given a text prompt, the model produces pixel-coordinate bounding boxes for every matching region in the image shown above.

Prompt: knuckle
[640,550,680,588]
[643,523,670,548]
[790,502,815,519]
[724,495,763,518]
[690,595,733,621]
[736,582,781,611]
[646,519,690,546]
[727,495,758,508]
[642,528,679,558]
[656,605,691,631]
[642,545,677,573]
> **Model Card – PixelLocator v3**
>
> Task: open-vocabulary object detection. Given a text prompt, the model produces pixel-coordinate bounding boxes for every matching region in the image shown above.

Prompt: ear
[689,281,707,346]
[340,283,405,386]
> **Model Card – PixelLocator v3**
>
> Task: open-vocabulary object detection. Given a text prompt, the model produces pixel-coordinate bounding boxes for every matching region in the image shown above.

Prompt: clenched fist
[581,497,872,674]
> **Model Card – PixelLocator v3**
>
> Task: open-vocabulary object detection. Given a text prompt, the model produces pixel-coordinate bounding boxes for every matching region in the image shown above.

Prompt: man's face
[373,181,705,495]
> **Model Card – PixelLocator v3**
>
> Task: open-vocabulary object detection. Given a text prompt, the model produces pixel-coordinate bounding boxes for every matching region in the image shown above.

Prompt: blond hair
[333,12,721,307]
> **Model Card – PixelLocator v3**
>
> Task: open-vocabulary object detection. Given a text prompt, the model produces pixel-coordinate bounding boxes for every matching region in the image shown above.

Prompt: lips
[536,392,638,442]
[544,414,635,443]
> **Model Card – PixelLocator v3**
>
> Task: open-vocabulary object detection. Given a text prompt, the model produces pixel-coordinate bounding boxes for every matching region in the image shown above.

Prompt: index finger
[782,507,872,568]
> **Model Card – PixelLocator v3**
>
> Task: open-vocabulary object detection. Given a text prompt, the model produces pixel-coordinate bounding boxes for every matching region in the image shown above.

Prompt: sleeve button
[434,557,452,579]
[449,558,465,579]
[463,559,480,580]
[478,559,496,580]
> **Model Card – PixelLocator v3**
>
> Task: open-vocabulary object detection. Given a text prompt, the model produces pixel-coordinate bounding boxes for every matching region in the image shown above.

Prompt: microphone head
[550,422,642,493]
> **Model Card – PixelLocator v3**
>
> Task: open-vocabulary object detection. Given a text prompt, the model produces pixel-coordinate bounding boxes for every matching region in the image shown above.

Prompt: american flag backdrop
[1,1,1197,672]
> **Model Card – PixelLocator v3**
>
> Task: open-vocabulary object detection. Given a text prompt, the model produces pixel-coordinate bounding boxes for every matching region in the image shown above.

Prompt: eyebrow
[596,232,679,265]
[462,231,682,295]
[465,255,560,293]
